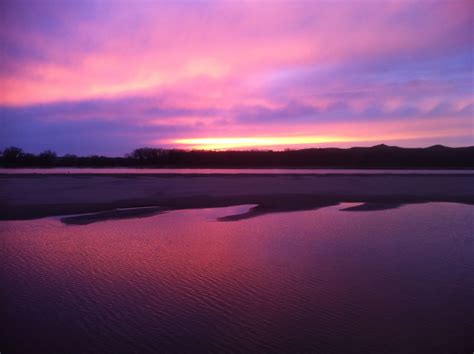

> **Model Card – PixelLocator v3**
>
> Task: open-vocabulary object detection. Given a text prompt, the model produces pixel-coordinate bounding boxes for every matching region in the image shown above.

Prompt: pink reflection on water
[1,203,473,353]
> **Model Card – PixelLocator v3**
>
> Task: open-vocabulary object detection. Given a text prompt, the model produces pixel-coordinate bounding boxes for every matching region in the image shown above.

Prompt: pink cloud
[1,0,472,152]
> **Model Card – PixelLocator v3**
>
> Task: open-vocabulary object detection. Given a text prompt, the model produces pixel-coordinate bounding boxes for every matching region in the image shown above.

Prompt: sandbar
[0,174,473,223]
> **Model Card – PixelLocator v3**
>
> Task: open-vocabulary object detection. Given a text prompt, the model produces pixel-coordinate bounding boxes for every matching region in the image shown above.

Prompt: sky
[0,0,473,155]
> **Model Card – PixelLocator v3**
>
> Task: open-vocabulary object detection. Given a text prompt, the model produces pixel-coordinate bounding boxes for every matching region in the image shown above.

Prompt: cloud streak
[1,0,472,153]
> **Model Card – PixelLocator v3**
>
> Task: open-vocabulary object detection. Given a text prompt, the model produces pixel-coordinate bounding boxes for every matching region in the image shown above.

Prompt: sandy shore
[1,174,473,223]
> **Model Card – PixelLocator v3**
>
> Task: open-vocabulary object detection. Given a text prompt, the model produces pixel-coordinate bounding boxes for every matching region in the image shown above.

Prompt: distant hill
[1,145,473,169]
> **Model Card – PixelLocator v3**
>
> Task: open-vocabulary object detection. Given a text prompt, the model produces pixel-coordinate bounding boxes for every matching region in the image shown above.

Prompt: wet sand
[1,174,473,224]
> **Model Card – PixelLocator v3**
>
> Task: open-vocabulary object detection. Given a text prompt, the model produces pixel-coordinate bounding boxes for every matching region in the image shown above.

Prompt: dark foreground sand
[1,174,473,224]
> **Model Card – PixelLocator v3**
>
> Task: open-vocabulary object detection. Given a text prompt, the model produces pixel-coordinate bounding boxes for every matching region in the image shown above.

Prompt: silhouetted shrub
[2,146,24,163]
[0,145,473,168]
[38,150,57,166]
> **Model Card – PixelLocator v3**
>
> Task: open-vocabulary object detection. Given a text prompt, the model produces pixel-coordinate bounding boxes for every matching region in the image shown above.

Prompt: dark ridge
[1,145,473,168]
[426,144,449,150]
[370,144,391,149]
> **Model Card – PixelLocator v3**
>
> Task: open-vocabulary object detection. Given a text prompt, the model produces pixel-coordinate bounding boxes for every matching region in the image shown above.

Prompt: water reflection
[60,197,473,225]
[1,203,473,353]
[2,167,474,174]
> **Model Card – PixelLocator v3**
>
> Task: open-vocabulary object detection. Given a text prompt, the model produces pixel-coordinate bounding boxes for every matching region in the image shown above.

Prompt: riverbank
[1,174,473,224]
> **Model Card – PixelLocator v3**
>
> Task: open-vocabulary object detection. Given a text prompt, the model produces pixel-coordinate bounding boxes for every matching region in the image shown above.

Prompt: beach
[1,174,473,224]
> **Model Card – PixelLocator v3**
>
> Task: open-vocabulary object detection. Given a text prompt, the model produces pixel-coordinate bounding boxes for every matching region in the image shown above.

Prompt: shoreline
[1,172,474,178]
[1,174,473,223]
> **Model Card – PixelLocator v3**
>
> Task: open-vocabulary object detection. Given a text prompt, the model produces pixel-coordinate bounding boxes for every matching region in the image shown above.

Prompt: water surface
[1,203,473,353]
[1,167,473,174]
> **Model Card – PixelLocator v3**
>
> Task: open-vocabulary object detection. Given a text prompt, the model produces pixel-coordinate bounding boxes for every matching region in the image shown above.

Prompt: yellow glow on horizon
[169,129,464,150]
[172,136,367,150]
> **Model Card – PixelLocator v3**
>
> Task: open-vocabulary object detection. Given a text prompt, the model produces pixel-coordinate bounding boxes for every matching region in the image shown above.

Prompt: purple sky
[1,0,473,155]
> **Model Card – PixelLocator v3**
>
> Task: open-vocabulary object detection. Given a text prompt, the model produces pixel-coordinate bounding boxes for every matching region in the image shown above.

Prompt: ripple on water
[1,203,473,353]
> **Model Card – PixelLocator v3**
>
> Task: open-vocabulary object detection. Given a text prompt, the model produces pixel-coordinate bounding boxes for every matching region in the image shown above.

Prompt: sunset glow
[1,0,472,154]
[172,136,350,150]
[173,128,469,150]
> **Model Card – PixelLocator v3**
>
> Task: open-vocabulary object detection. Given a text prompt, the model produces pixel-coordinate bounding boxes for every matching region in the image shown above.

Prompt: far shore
[1,174,473,224]
[1,167,474,175]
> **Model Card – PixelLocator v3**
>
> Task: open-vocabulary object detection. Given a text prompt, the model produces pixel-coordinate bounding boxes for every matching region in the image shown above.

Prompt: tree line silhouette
[1,145,473,168]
